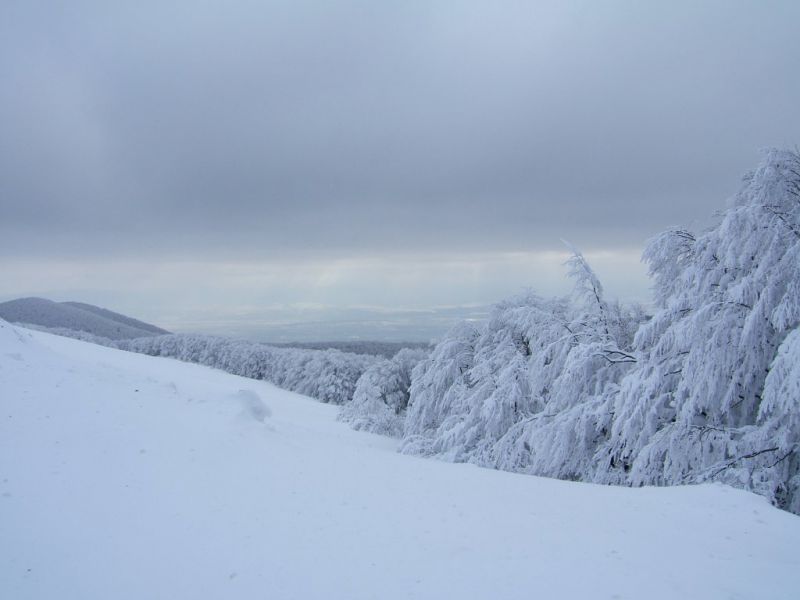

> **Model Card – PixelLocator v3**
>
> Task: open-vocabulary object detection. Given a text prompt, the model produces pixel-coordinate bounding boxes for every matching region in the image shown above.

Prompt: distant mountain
[0,297,170,340]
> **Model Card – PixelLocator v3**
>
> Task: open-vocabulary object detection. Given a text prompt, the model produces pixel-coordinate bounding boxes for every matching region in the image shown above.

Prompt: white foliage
[399,149,800,513]
[400,320,481,456]
[401,255,644,474]
[117,334,379,406]
[602,149,800,509]
[338,348,429,437]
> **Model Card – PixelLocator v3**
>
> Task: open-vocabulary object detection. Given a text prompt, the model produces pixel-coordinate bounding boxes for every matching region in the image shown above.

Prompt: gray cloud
[2,0,798,261]
[1,2,798,340]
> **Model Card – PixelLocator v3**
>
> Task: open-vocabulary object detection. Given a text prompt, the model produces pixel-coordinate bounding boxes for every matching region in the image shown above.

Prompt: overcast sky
[1,1,799,340]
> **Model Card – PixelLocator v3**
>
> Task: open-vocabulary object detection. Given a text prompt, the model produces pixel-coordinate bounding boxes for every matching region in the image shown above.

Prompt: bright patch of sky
[0,249,647,340]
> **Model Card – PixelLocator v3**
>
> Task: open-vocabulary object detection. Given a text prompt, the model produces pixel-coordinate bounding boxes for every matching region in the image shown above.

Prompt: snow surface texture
[0,297,169,339]
[2,320,800,600]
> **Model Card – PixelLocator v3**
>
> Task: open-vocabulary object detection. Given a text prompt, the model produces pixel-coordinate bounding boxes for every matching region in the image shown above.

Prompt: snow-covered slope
[2,320,799,600]
[0,297,169,339]
[60,301,169,335]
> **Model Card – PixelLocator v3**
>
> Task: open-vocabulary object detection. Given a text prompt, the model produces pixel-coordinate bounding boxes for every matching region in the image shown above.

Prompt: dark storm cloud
[2,0,799,259]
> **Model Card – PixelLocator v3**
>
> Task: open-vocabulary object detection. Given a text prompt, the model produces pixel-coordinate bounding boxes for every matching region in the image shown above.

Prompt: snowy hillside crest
[0,298,169,340]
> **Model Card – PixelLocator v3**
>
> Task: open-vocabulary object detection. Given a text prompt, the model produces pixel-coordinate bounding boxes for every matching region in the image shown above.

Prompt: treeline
[116,335,381,405]
[338,347,430,436]
[20,323,394,406]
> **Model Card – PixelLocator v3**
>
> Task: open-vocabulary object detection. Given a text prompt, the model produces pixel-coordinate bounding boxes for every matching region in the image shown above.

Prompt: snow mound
[235,389,272,423]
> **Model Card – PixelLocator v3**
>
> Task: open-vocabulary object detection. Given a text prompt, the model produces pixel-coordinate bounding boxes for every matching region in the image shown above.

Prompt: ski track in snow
[1,323,799,600]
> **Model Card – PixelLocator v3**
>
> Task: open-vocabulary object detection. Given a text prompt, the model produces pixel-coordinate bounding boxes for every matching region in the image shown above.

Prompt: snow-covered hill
[2,320,799,600]
[0,297,169,340]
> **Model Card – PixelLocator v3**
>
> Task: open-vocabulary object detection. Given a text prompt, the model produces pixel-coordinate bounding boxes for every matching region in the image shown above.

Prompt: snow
[0,297,168,340]
[2,321,799,599]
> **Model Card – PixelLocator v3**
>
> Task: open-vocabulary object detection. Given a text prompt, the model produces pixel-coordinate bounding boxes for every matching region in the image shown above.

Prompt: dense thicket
[18,324,429,409]
[116,335,381,405]
[338,348,429,436]
[399,251,647,477]
[394,150,800,512]
[598,149,800,511]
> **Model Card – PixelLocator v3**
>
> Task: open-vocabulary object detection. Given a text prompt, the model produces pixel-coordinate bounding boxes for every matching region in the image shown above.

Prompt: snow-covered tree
[599,149,800,509]
[753,328,800,512]
[401,249,644,473]
[490,247,641,479]
[398,149,800,513]
[338,348,429,437]
[400,320,481,456]
[117,334,379,406]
